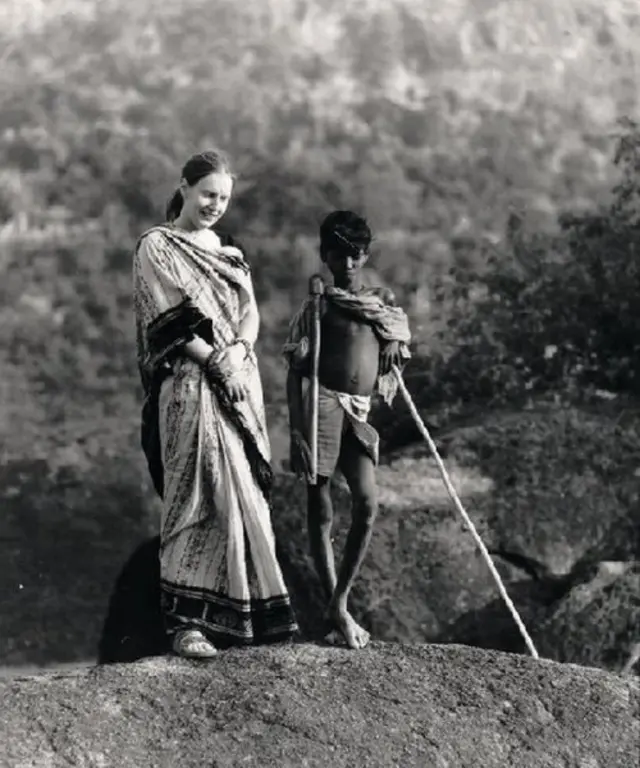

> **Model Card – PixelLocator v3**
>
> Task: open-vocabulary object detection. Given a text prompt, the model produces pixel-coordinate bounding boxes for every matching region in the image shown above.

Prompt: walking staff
[308,273,324,485]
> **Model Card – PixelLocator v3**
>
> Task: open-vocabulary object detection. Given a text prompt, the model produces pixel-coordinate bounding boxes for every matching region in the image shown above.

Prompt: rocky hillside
[1,642,638,768]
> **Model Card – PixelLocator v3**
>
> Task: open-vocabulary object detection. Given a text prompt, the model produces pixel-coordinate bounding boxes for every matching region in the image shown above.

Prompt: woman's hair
[319,210,373,259]
[166,149,234,221]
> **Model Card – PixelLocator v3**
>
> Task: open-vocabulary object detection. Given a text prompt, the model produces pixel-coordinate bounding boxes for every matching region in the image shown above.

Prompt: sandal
[172,629,218,659]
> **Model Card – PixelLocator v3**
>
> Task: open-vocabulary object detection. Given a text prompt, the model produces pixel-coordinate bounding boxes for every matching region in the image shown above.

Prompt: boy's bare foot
[324,607,370,650]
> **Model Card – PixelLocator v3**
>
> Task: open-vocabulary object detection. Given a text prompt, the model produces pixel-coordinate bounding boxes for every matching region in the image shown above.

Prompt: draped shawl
[133,225,272,499]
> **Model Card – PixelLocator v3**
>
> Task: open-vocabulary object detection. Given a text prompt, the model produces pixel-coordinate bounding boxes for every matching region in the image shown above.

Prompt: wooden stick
[392,366,540,659]
[308,274,324,485]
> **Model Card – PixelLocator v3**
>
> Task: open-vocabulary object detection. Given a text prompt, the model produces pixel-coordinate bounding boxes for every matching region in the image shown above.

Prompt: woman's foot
[172,629,218,659]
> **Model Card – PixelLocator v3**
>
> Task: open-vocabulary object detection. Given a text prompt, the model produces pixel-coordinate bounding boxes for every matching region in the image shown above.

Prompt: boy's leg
[327,427,378,649]
[307,477,338,602]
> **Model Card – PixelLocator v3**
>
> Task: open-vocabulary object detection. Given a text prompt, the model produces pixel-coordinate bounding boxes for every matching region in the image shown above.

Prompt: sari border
[161,580,299,646]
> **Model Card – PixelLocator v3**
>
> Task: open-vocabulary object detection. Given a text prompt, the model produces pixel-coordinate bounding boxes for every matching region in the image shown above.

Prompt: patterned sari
[133,224,297,647]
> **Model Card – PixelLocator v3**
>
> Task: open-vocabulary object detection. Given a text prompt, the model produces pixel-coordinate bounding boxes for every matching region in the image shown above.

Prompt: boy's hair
[319,210,373,260]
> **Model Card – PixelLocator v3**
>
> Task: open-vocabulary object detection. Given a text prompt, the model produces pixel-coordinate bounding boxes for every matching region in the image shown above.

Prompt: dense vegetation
[1,0,639,669]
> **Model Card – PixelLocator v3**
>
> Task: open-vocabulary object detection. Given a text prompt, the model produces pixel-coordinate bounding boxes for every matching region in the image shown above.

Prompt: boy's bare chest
[317,303,380,392]
[320,304,376,340]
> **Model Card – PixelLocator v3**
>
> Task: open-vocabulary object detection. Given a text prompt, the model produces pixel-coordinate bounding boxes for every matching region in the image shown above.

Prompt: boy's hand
[290,429,312,479]
[379,340,401,375]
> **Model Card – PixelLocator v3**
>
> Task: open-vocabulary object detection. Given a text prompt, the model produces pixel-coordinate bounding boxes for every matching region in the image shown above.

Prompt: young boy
[283,210,411,649]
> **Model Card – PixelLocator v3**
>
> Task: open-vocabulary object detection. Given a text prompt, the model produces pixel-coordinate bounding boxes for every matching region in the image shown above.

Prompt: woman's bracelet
[204,350,221,381]
[205,340,251,382]
[234,337,253,360]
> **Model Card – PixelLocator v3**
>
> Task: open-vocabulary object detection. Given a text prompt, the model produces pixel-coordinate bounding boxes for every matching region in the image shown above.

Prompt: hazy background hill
[0,0,639,672]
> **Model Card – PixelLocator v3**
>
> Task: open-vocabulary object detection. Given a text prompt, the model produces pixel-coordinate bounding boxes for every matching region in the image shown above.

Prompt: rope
[392,366,540,659]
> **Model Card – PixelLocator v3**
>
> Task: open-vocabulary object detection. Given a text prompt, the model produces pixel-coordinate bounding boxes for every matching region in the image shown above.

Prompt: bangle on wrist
[235,337,252,359]
[205,350,220,379]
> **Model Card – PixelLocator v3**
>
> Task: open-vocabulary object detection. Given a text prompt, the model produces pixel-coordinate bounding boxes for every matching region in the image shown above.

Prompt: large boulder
[1,643,637,768]
[535,561,640,672]
[419,405,640,576]
[358,404,640,657]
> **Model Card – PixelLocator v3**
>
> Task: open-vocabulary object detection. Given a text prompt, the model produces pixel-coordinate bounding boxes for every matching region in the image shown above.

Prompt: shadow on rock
[439,575,570,656]
[98,536,167,664]
[97,532,324,664]
[274,540,327,642]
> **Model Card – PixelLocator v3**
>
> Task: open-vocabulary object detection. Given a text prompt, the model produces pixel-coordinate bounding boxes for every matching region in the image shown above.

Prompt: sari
[133,224,297,647]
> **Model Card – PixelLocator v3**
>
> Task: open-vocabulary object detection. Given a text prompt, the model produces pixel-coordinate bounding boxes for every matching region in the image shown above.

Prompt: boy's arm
[283,299,315,476]
[378,287,403,374]
[286,367,306,436]
[286,366,312,477]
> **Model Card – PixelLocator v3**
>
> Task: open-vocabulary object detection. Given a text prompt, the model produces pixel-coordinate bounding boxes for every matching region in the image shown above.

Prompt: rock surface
[1,642,638,768]
[536,561,640,671]
[440,560,640,671]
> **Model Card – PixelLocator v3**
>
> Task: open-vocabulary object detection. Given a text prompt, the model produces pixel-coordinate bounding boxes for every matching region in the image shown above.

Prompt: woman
[133,150,298,658]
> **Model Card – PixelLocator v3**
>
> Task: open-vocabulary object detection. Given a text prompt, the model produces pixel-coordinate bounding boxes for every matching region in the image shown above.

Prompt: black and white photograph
[0,1,638,766]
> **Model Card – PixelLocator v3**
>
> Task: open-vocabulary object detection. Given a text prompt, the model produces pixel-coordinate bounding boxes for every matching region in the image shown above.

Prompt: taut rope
[392,366,540,659]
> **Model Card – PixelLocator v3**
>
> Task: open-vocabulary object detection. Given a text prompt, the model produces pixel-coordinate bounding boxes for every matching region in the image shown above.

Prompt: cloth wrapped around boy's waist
[302,384,379,476]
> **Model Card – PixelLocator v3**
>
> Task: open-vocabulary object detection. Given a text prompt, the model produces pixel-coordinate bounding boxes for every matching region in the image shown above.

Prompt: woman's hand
[223,371,247,403]
[217,341,252,402]
[379,340,401,375]
[205,342,250,403]
[216,341,250,378]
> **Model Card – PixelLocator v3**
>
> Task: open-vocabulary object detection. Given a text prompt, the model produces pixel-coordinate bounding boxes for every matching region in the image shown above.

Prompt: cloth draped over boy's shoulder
[282,284,412,405]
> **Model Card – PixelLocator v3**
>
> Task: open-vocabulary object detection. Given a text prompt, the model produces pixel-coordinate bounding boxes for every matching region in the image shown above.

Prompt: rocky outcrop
[439,559,640,672]
[535,561,640,672]
[3,404,640,674]
[1,643,638,768]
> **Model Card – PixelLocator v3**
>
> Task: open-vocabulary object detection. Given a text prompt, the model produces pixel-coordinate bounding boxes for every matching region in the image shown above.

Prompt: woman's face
[180,171,233,230]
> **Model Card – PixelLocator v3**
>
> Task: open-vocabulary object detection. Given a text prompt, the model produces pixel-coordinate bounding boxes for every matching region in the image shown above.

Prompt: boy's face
[323,245,369,285]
